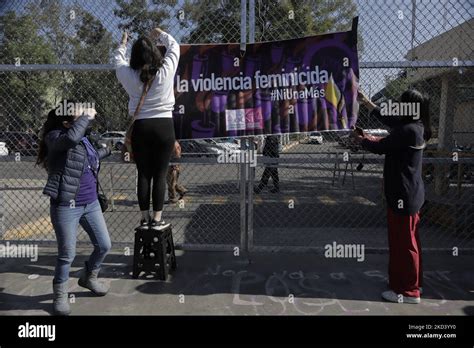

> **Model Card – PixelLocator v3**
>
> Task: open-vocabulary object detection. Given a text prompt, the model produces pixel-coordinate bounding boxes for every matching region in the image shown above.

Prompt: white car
[308,132,323,144]
[299,132,323,145]
[0,142,9,156]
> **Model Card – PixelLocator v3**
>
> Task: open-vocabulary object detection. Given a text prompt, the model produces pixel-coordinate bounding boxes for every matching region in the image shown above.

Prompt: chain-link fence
[0,0,473,252]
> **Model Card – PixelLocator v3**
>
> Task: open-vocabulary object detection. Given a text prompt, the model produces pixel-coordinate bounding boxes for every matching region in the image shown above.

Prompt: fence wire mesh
[0,0,472,251]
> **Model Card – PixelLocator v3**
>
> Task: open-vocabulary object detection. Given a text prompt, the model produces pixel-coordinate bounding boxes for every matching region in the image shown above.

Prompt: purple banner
[173,18,359,140]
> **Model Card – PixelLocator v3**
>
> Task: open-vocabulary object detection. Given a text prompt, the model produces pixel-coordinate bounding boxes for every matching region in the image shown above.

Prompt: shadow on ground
[1,249,473,315]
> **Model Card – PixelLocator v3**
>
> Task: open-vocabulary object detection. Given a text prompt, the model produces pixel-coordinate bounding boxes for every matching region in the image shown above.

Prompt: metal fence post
[239,138,247,254]
[247,0,255,254]
[247,138,255,254]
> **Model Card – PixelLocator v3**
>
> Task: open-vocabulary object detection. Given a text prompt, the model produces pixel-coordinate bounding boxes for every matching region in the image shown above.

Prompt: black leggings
[132,118,175,212]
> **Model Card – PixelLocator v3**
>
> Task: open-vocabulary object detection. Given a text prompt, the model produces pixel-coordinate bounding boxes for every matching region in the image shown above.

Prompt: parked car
[305,132,324,144]
[202,138,240,152]
[87,130,102,148]
[97,131,126,151]
[0,131,39,156]
[179,139,224,157]
[0,141,9,156]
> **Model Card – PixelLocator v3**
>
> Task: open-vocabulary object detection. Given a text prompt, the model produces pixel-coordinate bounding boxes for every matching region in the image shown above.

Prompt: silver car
[98,131,126,151]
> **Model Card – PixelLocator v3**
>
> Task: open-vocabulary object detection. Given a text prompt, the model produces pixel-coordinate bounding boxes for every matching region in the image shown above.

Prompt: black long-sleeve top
[361,107,425,215]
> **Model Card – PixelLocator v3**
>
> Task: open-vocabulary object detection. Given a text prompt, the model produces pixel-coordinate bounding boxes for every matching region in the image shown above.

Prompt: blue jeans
[50,199,111,284]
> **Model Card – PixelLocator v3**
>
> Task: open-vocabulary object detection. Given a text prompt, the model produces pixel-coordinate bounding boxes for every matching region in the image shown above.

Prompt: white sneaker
[382,290,420,304]
[149,219,171,231]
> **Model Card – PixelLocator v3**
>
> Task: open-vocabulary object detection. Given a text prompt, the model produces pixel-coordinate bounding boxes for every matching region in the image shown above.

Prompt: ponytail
[139,63,158,84]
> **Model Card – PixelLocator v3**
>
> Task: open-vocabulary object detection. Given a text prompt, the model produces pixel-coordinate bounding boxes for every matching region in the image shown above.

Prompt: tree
[0,1,134,133]
[180,0,359,44]
[114,0,177,38]
[181,0,242,43]
[68,8,128,132]
[0,11,60,132]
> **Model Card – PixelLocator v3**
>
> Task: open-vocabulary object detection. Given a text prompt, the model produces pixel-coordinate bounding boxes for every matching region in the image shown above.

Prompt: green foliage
[0,2,128,133]
[114,0,177,38]
[68,6,127,132]
[180,0,358,43]
[0,11,60,132]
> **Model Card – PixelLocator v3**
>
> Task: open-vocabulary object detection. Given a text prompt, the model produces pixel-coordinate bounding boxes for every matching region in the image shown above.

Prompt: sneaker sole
[150,223,171,231]
[53,308,71,316]
[382,293,420,304]
[402,297,421,304]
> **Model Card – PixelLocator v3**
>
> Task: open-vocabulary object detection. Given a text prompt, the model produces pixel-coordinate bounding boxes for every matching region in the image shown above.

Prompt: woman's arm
[46,108,96,152]
[96,146,112,160]
[360,128,404,155]
[150,28,180,79]
[114,32,132,87]
[47,115,90,152]
[358,90,401,129]
[370,107,403,129]
[357,90,376,112]
[114,32,129,68]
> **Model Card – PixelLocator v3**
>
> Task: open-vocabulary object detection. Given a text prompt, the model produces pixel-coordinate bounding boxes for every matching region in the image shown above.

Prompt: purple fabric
[75,167,97,206]
[75,137,99,206]
[82,137,99,171]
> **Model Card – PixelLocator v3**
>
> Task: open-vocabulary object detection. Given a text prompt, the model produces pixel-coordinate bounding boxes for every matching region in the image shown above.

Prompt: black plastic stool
[132,226,177,280]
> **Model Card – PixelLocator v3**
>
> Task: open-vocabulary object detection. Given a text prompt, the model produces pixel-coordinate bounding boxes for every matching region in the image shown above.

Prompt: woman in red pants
[354,89,431,304]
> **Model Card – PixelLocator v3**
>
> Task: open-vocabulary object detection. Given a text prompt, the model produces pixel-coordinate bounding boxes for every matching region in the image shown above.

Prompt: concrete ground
[0,248,473,316]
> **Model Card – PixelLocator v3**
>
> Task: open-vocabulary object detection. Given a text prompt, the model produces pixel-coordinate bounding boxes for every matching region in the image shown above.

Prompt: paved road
[0,141,472,250]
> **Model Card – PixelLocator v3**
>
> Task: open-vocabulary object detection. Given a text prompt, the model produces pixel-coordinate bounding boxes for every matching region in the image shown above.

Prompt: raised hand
[121,31,128,46]
[357,89,377,111]
[357,89,370,104]
[149,27,164,41]
[81,108,97,120]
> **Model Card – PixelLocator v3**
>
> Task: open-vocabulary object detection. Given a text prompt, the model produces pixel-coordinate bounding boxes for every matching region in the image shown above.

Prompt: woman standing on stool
[114,28,179,231]
[37,104,112,316]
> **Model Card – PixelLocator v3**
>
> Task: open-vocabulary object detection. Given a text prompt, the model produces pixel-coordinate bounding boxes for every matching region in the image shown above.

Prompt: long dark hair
[36,107,75,169]
[130,36,164,84]
[400,89,432,141]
